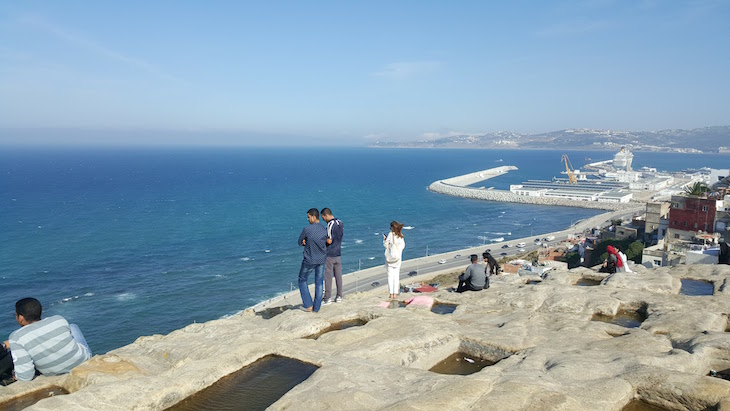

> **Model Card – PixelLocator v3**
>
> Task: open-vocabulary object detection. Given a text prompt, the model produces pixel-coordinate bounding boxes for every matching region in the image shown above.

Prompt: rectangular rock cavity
[575,278,602,286]
[303,318,368,340]
[0,386,69,411]
[679,279,714,296]
[167,355,318,411]
[592,305,648,329]
[428,340,512,376]
[431,303,458,315]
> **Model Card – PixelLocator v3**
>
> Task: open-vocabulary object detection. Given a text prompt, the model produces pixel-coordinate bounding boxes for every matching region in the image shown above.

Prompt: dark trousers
[0,345,13,383]
[457,280,482,293]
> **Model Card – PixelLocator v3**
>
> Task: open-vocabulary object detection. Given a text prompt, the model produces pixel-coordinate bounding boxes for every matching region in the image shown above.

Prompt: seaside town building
[667,194,722,243]
[644,202,670,245]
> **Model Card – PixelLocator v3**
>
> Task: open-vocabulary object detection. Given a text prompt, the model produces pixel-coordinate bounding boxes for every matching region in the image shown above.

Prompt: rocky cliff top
[2,263,730,410]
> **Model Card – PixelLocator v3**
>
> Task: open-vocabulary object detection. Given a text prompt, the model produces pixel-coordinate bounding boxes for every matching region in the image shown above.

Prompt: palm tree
[683,181,709,196]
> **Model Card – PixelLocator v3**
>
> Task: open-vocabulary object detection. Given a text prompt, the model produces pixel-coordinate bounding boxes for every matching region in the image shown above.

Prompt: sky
[0,0,729,146]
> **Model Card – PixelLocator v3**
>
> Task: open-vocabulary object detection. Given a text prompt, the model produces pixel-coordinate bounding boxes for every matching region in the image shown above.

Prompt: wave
[264,249,271,253]
[354,239,363,244]
[478,236,505,243]
[403,226,414,230]
[240,257,251,261]
[485,231,511,236]
[368,257,375,260]
[374,232,379,235]
[59,292,95,304]
[116,292,137,302]
[214,274,226,279]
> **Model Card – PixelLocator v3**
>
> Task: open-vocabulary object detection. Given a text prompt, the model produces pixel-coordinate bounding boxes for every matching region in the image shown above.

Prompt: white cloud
[371,61,443,78]
[19,15,183,83]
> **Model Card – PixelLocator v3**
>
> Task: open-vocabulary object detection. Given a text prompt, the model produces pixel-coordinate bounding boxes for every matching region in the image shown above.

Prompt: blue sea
[1,147,727,354]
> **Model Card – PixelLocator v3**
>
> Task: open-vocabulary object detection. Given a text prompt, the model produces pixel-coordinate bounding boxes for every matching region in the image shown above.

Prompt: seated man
[457,254,487,293]
[4,298,92,381]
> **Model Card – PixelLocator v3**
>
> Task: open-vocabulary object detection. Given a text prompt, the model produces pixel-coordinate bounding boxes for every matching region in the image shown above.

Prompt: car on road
[371,281,380,287]
[408,270,418,276]
[485,249,491,253]
[438,259,447,264]
[500,252,508,256]
[518,248,526,253]
[502,244,510,248]
[543,235,555,241]
[534,238,541,243]
[454,254,461,259]
[516,242,526,248]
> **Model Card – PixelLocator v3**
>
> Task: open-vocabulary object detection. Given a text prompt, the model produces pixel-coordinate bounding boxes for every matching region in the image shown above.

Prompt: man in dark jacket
[321,208,344,304]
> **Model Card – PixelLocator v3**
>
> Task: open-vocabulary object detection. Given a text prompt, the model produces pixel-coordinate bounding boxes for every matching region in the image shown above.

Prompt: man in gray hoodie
[457,254,487,293]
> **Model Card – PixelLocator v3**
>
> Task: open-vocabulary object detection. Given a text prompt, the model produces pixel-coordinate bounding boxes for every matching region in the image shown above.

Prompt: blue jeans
[298,261,325,312]
[69,323,92,356]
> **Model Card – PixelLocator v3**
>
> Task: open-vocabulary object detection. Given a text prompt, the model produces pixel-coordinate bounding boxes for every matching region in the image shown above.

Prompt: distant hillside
[370,126,730,153]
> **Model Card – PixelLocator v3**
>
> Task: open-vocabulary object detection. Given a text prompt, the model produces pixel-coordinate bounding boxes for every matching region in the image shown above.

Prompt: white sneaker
[334,296,343,303]
[322,299,332,306]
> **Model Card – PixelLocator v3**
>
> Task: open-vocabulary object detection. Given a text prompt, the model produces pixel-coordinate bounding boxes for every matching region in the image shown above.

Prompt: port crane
[561,154,577,184]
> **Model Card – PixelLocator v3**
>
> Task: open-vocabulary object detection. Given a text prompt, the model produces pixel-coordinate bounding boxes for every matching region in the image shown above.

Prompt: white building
[707,169,729,187]
[629,176,674,191]
[605,170,641,183]
[509,185,547,197]
[596,190,633,203]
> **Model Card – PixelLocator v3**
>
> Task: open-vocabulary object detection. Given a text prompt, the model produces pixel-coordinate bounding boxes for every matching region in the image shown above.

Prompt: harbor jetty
[428,166,639,211]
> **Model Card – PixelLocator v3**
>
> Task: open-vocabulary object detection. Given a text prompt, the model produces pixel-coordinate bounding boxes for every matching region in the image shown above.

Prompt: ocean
[1,147,727,354]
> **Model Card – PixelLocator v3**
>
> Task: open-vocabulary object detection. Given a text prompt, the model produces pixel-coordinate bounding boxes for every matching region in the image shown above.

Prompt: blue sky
[0,1,728,146]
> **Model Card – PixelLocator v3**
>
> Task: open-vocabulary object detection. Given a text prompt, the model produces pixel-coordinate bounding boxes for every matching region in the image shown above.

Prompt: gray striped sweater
[8,315,91,381]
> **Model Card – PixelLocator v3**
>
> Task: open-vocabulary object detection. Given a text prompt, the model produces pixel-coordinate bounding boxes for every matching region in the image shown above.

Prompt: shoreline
[366,145,725,155]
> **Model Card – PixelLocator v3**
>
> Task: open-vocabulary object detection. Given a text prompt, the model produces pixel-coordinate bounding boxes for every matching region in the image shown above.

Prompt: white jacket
[384,232,405,264]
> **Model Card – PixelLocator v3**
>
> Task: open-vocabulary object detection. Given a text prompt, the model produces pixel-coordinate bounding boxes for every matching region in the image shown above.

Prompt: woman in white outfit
[383,221,406,299]
[618,249,632,273]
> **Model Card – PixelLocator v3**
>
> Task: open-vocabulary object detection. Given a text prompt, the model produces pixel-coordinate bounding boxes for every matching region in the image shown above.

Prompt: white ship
[612,147,634,171]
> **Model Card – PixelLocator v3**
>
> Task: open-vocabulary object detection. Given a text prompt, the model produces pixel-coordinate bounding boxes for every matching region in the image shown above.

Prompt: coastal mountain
[370,126,730,153]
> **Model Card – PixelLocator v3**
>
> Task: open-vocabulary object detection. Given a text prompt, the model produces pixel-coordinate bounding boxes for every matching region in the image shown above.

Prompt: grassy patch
[429,271,461,287]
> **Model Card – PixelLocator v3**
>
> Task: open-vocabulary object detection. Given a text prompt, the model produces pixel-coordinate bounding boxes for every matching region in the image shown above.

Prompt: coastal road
[252,206,643,311]
[341,206,642,295]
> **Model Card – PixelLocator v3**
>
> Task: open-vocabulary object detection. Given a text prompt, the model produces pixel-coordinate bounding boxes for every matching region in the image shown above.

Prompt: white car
[518,248,526,253]
[438,259,447,264]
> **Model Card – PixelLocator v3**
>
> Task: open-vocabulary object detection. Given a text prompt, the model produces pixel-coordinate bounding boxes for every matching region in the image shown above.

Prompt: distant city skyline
[1,1,729,146]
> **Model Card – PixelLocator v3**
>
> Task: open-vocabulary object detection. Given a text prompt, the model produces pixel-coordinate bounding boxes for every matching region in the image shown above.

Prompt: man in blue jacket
[298,208,328,312]
[321,208,344,305]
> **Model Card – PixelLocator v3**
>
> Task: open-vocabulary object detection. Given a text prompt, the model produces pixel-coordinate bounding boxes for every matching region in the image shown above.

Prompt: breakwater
[428,166,639,211]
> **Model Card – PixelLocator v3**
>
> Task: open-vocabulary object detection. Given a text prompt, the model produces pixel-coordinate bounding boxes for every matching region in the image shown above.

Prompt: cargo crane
[561,154,577,184]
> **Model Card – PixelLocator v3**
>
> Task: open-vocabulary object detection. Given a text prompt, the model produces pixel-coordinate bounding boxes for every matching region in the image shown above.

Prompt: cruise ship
[612,147,634,171]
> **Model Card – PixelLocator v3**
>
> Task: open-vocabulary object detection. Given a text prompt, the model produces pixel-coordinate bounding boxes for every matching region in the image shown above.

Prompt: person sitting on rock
[4,298,92,381]
[599,250,618,274]
[457,255,487,292]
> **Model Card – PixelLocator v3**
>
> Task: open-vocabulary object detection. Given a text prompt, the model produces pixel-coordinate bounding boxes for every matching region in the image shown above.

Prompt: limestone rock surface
[1,265,729,411]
